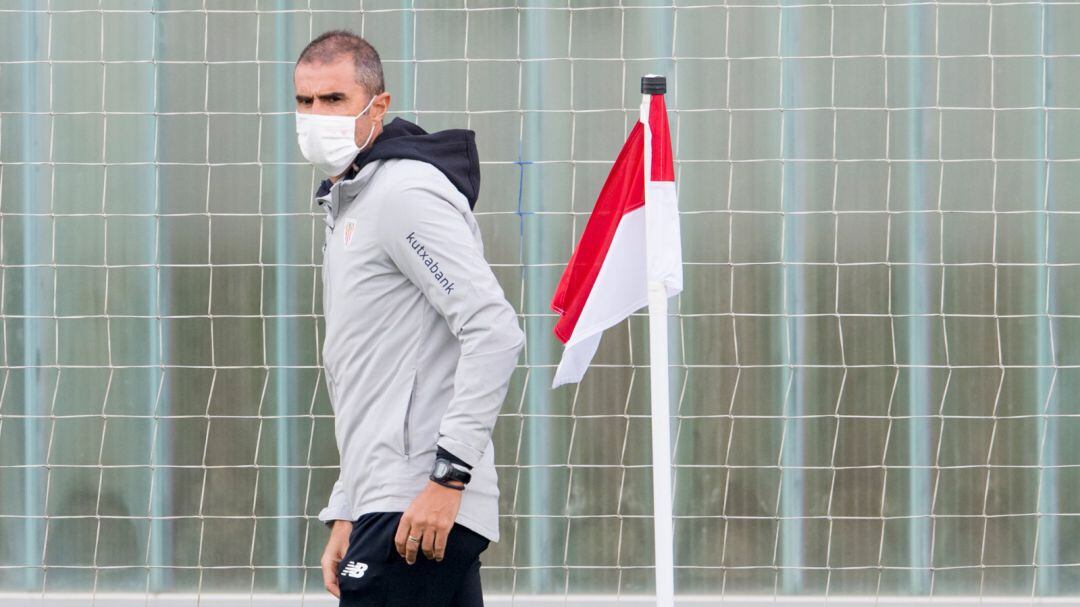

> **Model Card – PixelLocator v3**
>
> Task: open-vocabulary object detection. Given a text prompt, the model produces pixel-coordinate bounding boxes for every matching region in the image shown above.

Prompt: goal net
[1,1,1079,604]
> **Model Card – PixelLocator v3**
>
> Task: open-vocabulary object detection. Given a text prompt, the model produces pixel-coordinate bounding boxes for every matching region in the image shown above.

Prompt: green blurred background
[2,0,1080,600]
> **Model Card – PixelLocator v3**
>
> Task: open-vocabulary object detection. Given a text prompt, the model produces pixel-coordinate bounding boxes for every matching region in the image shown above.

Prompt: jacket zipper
[403,307,426,458]
[403,374,418,457]
[324,190,337,312]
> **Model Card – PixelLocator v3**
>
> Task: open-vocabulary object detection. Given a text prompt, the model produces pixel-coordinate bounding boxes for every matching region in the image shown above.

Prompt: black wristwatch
[430,457,472,490]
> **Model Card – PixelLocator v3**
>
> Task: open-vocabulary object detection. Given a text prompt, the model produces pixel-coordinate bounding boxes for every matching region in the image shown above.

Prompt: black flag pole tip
[641,75,666,95]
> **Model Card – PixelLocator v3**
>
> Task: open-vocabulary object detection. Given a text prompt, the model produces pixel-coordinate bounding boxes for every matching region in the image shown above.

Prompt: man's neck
[330,135,381,184]
[329,159,359,184]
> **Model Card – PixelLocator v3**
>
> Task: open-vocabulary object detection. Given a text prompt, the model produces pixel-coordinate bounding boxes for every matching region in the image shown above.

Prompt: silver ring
[407,535,421,543]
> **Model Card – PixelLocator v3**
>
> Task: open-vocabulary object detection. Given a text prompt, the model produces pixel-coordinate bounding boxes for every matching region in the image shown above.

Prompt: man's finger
[322,559,341,598]
[404,526,422,565]
[421,525,436,560]
[394,515,411,557]
[433,526,450,562]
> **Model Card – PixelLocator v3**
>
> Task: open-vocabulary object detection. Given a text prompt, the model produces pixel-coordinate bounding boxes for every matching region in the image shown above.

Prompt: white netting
[1,1,1079,604]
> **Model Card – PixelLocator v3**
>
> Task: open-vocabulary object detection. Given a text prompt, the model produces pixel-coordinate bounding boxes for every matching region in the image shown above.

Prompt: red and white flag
[551,91,683,388]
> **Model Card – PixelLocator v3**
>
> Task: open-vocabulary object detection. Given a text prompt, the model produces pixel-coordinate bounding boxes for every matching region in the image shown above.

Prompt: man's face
[294,57,389,150]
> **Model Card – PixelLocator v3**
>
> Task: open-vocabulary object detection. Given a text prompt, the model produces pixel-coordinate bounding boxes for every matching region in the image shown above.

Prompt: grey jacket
[314,128,523,542]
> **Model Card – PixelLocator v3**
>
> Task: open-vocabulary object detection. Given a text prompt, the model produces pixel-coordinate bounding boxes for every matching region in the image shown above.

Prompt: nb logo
[341,561,368,578]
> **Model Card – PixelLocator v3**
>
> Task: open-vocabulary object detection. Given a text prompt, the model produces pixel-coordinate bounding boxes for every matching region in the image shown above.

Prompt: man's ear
[372,92,391,122]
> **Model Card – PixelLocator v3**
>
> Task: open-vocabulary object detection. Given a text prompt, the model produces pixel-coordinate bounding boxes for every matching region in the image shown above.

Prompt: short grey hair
[297,30,385,98]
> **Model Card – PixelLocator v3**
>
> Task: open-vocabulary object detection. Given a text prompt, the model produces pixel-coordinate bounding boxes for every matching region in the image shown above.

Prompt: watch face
[434,461,450,478]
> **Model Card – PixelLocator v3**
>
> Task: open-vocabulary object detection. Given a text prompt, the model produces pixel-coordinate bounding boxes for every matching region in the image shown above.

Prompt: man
[294,31,524,606]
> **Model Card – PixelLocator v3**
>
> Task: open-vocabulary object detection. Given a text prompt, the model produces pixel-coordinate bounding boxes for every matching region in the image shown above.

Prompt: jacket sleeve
[377,182,525,469]
[317,477,351,526]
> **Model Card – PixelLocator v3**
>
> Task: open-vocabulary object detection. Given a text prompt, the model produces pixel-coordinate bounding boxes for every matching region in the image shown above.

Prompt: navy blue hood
[316,117,481,209]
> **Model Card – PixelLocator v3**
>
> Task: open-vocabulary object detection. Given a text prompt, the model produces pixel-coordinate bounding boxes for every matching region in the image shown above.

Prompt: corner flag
[550,78,682,388]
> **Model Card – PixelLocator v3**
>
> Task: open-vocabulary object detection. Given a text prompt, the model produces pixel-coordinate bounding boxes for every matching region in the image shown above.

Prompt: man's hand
[394,480,464,564]
[321,520,352,597]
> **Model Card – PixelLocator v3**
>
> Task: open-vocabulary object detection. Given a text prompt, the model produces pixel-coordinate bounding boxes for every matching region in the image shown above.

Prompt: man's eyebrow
[295,92,347,103]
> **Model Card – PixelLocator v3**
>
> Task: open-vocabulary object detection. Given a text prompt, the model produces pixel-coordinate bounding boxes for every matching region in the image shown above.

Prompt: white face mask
[295,93,378,177]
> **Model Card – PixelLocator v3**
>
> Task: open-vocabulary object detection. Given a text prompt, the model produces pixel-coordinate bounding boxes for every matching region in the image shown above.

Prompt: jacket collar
[313,116,481,209]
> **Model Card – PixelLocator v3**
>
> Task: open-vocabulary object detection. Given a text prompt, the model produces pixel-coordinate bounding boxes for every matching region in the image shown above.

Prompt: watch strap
[430,475,466,491]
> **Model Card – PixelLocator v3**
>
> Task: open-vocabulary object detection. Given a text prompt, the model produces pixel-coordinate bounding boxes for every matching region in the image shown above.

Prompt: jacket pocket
[402,372,419,457]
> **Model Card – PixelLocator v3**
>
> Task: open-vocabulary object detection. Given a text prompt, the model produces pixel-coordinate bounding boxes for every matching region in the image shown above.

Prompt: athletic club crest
[342,219,357,248]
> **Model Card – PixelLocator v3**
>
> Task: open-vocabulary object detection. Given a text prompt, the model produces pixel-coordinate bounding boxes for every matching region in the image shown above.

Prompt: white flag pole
[641,74,675,607]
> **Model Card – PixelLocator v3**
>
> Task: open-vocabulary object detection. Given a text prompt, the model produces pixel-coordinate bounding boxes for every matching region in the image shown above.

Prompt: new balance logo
[405,232,455,295]
[341,561,368,578]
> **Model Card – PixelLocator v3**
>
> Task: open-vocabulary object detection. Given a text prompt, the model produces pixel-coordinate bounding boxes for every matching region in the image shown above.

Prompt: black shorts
[337,511,490,607]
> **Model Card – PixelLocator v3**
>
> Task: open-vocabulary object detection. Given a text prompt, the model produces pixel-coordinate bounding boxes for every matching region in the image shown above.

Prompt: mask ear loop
[355,93,380,152]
